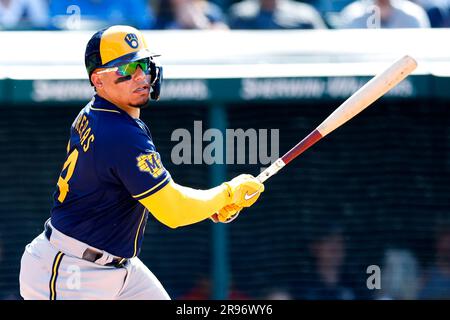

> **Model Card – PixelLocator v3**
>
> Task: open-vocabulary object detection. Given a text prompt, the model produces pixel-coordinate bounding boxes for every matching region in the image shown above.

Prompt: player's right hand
[210,203,242,223]
[223,174,264,208]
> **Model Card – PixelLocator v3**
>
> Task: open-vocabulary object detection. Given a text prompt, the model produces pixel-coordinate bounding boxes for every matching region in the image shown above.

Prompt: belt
[44,222,128,268]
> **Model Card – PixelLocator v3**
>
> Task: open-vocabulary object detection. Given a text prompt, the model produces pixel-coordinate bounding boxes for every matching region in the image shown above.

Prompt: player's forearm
[139,180,231,228]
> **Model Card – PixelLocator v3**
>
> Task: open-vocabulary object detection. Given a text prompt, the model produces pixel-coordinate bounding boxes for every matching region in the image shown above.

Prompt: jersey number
[57,149,79,203]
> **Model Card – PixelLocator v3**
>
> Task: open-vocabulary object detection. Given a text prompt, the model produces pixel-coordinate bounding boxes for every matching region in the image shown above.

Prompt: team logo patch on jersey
[125,33,139,49]
[136,152,164,178]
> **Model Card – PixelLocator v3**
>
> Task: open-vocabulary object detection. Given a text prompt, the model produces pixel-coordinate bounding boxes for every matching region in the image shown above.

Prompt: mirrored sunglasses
[96,58,150,77]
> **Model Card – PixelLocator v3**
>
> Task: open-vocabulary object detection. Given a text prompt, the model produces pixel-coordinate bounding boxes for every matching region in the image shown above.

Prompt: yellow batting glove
[223,174,265,208]
[210,204,243,223]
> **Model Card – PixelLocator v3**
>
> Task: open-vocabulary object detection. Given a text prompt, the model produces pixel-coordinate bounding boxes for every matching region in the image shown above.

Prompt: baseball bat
[257,55,418,184]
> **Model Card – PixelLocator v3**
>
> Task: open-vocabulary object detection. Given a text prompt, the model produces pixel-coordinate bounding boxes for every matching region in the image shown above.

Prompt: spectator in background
[297,222,355,300]
[376,248,420,299]
[412,0,450,27]
[0,0,49,30]
[155,0,228,30]
[228,0,327,29]
[339,0,430,28]
[311,0,355,27]
[419,222,450,299]
[49,0,154,30]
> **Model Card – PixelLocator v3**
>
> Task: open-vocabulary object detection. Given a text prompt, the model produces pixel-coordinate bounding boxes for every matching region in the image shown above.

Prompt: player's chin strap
[149,60,163,101]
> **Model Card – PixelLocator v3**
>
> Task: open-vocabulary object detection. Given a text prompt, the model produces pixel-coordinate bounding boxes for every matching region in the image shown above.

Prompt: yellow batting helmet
[85,25,163,100]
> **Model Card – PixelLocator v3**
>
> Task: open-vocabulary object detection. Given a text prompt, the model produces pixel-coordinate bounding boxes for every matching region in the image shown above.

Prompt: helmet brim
[101,49,160,69]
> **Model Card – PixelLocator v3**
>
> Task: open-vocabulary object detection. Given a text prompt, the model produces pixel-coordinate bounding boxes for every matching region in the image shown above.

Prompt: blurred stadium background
[1,0,450,300]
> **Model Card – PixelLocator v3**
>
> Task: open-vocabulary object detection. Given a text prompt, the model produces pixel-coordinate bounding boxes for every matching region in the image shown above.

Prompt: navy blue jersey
[51,95,171,258]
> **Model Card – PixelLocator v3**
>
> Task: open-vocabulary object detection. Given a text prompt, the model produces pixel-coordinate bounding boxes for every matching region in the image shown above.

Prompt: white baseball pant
[19,221,170,300]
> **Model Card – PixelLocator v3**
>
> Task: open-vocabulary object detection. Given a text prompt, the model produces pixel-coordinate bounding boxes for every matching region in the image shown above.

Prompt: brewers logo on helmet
[85,25,163,100]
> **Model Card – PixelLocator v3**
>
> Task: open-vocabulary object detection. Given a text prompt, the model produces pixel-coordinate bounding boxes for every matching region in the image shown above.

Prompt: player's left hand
[210,203,242,223]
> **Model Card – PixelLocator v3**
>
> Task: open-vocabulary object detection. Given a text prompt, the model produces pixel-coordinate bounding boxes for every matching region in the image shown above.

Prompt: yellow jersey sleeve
[139,180,231,228]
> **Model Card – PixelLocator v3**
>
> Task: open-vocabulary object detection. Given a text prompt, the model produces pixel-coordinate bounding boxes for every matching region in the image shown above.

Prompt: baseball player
[19,25,264,300]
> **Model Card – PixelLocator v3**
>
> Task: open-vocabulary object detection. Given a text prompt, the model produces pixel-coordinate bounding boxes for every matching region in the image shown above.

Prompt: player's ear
[91,72,103,89]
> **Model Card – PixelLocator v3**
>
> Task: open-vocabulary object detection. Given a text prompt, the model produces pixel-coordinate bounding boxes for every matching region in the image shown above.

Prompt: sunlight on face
[92,65,151,110]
